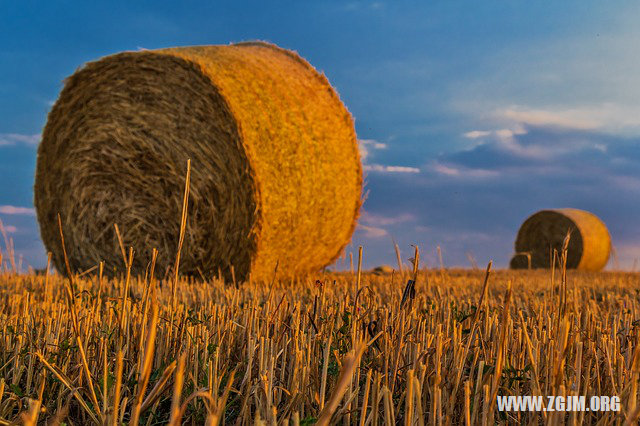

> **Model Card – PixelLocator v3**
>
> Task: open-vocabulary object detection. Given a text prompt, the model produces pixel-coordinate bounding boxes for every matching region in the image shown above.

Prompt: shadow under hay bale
[35,42,362,282]
[511,208,611,271]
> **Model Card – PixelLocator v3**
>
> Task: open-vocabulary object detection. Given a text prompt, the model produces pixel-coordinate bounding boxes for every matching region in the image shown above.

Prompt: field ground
[1,264,640,425]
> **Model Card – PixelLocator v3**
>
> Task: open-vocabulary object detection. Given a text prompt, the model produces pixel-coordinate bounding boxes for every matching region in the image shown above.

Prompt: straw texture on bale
[510,208,610,271]
[35,42,362,281]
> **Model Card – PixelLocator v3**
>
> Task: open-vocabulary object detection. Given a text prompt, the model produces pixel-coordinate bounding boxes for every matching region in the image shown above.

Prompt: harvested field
[1,255,639,424]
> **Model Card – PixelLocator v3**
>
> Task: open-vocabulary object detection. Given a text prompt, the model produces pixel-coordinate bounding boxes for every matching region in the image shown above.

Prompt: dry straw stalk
[1,264,639,424]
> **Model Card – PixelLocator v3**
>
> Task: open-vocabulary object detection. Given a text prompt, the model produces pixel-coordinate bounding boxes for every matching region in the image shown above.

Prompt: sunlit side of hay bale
[34,42,362,281]
[510,208,611,271]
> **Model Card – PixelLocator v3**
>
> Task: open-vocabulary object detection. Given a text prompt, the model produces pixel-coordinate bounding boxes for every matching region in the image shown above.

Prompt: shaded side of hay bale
[35,42,362,281]
[512,208,610,271]
[509,254,531,270]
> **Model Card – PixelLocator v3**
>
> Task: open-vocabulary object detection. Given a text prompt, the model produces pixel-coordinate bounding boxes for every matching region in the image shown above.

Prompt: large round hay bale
[35,42,362,281]
[510,208,610,271]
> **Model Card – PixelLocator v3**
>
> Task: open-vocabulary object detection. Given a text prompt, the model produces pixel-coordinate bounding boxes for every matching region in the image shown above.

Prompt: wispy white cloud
[361,139,387,150]
[430,162,499,178]
[364,164,420,173]
[496,137,550,160]
[355,212,413,240]
[361,211,414,226]
[358,138,387,162]
[432,163,460,176]
[464,125,527,141]
[451,9,640,142]
[488,103,640,136]
[0,133,40,147]
[462,125,543,160]
[495,126,527,139]
[463,130,491,139]
[359,138,419,173]
[0,206,36,216]
[461,120,605,161]
[357,224,388,238]
[499,107,601,130]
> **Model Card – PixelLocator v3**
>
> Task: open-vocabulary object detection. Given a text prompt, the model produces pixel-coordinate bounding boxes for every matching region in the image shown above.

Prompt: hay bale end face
[511,208,610,271]
[35,42,362,281]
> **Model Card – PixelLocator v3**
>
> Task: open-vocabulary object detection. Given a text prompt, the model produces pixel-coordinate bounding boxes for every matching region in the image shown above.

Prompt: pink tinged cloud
[0,206,36,215]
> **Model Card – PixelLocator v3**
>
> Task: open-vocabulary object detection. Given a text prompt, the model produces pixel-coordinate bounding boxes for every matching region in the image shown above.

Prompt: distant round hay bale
[35,42,362,281]
[511,209,610,271]
[372,265,394,275]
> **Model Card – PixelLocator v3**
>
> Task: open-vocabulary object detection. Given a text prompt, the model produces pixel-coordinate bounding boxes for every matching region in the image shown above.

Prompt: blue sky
[2,1,640,270]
